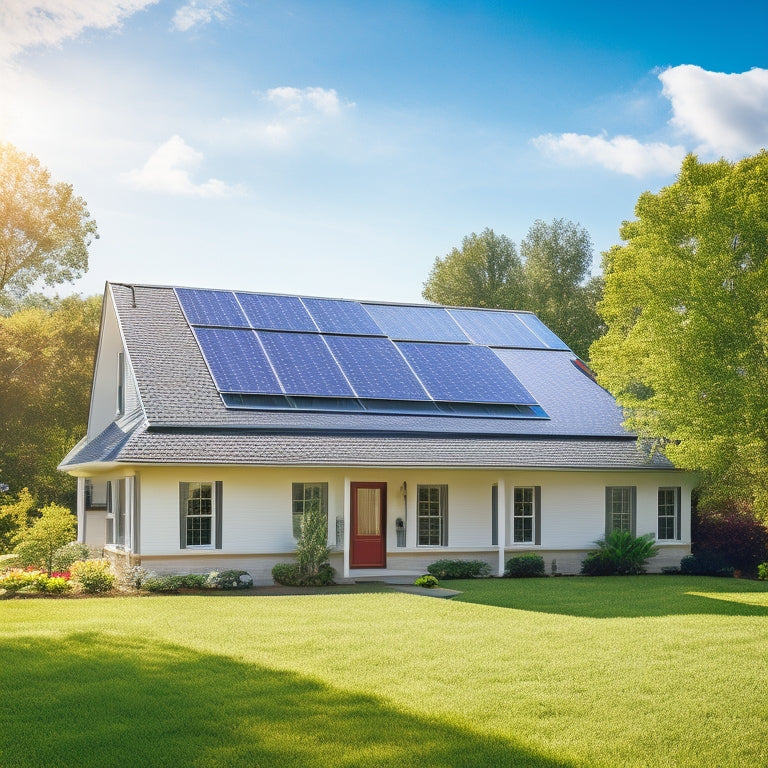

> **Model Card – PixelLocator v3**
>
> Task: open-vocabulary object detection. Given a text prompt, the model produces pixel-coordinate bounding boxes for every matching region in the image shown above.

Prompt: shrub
[13,504,76,575]
[504,553,546,578]
[581,530,659,576]
[122,565,150,590]
[758,562,768,580]
[70,559,115,593]
[692,499,768,575]
[52,542,90,571]
[426,559,491,580]
[272,562,335,587]
[295,500,332,581]
[142,573,210,592]
[680,553,734,577]
[204,570,253,590]
[414,574,439,588]
[0,569,72,595]
[38,576,71,594]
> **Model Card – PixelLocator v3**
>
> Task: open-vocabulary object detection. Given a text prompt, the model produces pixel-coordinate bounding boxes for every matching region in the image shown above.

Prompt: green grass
[1,576,766,767]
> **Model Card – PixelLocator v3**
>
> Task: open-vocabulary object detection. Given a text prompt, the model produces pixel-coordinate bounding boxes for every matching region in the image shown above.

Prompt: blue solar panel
[194,328,282,393]
[516,313,571,350]
[363,303,469,342]
[257,331,354,397]
[325,335,430,400]
[176,288,248,327]
[236,293,316,332]
[302,298,383,336]
[448,308,546,348]
[397,342,538,404]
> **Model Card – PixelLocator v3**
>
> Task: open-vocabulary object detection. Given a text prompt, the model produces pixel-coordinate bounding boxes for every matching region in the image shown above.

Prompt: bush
[272,562,335,587]
[680,553,734,577]
[581,530,659,576]
[70,559,115,593]
[504,553,546,578]
[0,569,72,595]
[692,499,768,575]
[52,542,90,571]
[426,559,491,580]
[204,570,253,590]
[414,574,439,588]
[12,504,76,575]
[142,573,210,592]
[758,562,768,580]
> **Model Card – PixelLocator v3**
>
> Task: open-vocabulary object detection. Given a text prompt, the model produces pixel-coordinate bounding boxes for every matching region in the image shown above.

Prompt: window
[658,487,681,540]
[513,486,541,544]
[605,487,636,535]
[292,483,328,538]
[417,485,448,546]
[180,482,222,548]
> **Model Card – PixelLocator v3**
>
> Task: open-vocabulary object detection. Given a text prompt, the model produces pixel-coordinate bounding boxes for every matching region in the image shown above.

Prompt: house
[59,282,694,582]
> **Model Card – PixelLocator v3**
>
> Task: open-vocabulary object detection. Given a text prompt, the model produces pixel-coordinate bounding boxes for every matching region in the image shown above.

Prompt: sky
[1,0,768,303]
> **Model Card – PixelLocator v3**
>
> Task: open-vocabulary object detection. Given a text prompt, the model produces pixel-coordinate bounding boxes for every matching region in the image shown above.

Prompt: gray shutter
[215,481,223,549]
[534,486,542,546]
[440,485,449,546]
[132,475,141,554]
[631,487,637,536]
[491,485,498,546]
[604,487,611,535]
[179,482,188,549]
[676,487,682,541]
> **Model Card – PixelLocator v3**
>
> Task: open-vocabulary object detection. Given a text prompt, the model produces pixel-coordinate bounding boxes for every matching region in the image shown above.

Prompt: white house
[59,282,694,583]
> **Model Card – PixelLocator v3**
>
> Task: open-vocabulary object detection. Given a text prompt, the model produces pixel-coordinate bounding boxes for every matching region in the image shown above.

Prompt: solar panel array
[175,288,568,416]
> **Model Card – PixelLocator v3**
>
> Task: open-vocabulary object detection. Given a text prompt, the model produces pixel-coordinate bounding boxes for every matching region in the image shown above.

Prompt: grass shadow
[450,575,768,618]
[0,632,573,768]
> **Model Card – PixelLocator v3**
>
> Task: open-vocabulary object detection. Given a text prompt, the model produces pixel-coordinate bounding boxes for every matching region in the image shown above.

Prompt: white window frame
[606,487,636,535]
[657,487,680,541]
[181,482,215,548]
[513,487,535,543]
[291,482,328,539]
[417,485,448,547]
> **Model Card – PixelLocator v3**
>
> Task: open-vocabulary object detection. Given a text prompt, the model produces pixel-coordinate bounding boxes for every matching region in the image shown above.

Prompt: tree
[0,295,101,508]
[590,152,768,513]
[13,503,76,575]
[422,220,603,359]
[422,228,525,308]
[0,143,97,299]
[0,487,34,554]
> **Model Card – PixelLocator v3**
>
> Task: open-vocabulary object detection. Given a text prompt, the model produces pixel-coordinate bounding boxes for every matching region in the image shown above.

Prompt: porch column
[343,476,351,579]
[77,476,86,544]
[497,478,506,577]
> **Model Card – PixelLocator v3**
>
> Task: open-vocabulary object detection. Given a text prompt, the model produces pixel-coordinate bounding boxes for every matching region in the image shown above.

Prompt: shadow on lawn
[0,633,571,768]
[451,576,768,618]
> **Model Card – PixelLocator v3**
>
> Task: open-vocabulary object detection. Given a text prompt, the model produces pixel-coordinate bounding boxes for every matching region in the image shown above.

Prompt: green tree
[590,152,768,513]
[0,143,97,300]
[422,221,602,359]
[422,228,525,308]
[13,503,76,575]
[0,487,34,553]
[0,295,101,508]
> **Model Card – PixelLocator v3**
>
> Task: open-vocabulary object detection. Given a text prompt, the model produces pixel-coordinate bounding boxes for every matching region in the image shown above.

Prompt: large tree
[0,143,98,300]
[422,220,602,359]
[590,152,768,513]
[0,295,101,509]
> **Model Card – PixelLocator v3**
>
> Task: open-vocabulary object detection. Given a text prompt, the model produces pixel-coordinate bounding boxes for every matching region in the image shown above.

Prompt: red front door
[350,482,387,568]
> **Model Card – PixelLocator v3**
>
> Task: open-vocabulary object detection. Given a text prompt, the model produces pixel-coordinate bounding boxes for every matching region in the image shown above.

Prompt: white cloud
[0,0,158,62]
[121,135,243,197]
[265,86,347,116]
[659,65,768,157]
[531,133,685,177]
[172,0,229,32]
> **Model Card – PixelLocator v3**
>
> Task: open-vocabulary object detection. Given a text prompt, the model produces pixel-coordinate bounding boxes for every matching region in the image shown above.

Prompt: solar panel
[397,342,538,404]
[176,288,248,327]
[363,303,469,342]
[236,293,316,332]
[302,298,384,336]
[516,313,571,350]
[257,331,354,397]
[325,335,430,401]
[194,328,282,393]
[448,308,546,348]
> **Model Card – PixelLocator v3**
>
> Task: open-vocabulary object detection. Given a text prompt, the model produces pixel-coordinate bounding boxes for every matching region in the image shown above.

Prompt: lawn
[1,576,766,768]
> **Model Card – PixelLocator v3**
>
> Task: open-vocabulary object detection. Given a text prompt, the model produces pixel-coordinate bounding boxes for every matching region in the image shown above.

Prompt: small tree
[13,503,76,575]
[0,487,34,553]
[295,498,331,580]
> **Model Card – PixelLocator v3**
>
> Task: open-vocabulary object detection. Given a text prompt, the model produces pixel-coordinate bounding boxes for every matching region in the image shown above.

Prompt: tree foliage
[0,295,101,508]
[0,487,34,554]
[422,220,602,359]
[0,143,97,298]
[13,503,76,575]
[590,152,768,512]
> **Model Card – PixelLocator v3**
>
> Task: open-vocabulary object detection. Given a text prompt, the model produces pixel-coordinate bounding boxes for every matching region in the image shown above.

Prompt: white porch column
[76,476,86,544]
[497,478,506,577]
[343,476,351,579]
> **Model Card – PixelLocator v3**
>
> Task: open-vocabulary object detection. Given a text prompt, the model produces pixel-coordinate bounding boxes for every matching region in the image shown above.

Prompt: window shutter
[439,485,449,546]
[491,485,498,546]
[534,486,542,546]
[604,487,611,535]
[676,487,682,541]
[631,487,637,536]
[215,481,223,549]
[132,475,140,554]
[179,482,188,549]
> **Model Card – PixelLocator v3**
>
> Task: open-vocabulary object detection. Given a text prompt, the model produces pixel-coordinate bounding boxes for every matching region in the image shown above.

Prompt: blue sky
[2,1,767,302]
